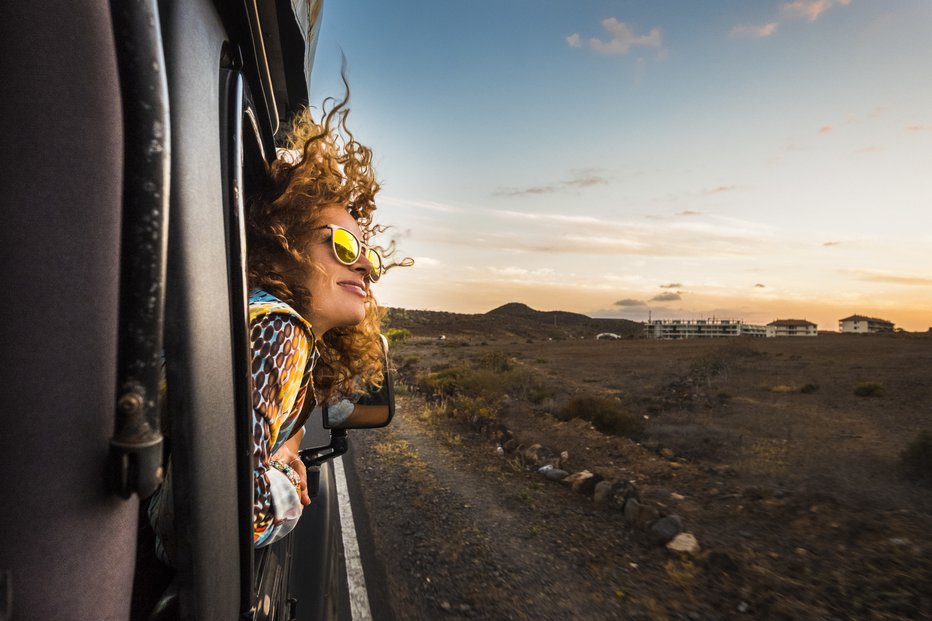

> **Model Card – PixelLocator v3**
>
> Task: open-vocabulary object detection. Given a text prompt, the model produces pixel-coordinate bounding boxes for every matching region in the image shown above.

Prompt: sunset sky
[311,0,932,331]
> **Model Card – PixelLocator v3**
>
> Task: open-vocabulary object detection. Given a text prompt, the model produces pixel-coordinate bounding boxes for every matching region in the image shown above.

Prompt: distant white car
[596,332,622,340]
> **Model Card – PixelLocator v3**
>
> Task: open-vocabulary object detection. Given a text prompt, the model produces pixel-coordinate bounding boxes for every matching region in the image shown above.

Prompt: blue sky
[311,0,932,331]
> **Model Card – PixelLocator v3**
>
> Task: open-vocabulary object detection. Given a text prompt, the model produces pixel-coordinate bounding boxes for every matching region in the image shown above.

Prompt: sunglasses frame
[320,224,383,283]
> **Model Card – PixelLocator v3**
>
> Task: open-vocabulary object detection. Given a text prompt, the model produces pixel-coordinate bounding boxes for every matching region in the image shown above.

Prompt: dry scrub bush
[898,430,932,487]
[558,396,644,437]
[384,327,412,345]
[853,381,884,397]
[415,353,550,417]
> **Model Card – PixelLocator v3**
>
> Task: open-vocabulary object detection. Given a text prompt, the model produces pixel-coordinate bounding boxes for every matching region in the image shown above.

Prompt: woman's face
[302,205,374,337]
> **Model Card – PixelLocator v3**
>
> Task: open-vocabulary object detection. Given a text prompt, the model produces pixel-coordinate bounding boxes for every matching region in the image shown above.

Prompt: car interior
[0,2,390,620]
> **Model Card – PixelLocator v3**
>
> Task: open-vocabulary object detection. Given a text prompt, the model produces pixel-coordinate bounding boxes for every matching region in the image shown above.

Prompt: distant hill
[384,302,643,339]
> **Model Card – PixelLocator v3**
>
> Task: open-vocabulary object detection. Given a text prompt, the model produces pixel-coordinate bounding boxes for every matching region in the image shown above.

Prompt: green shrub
[418,367,460,398]
[899,431,932,487]
[559,396,644,437]
[853,382,883,397]
[457,368,508,400]
[384,327,412,345]
[477,351,511,372]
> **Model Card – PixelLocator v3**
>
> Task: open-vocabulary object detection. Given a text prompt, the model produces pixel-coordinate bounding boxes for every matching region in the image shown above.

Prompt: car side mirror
[323,334,395,430]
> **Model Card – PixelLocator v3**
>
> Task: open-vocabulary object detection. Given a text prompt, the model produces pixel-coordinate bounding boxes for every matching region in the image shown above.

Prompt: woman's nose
[352,253,373,274]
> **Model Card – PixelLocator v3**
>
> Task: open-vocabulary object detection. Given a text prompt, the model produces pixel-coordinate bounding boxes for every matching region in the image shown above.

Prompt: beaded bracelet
[270,459,303,494]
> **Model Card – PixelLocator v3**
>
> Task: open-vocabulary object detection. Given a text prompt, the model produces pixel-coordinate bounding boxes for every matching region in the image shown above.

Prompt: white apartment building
[766,319,818,337]
[644,318,767,340]
[839,315,894,334]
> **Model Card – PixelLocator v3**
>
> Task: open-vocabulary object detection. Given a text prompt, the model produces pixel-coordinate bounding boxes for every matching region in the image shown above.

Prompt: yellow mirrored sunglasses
[319,224,383,283]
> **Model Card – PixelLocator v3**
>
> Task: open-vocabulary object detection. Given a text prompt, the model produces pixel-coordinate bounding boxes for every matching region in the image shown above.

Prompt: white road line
[334,456,373,621]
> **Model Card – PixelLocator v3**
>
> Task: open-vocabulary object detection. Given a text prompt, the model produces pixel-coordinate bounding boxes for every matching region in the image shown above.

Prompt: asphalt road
[296,419,396,621]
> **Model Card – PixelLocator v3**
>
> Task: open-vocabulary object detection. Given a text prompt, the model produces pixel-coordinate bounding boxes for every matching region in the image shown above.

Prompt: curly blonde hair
[246,94,385,404]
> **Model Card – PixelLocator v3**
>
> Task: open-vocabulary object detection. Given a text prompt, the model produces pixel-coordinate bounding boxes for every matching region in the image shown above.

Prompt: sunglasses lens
[331,227,360,264]
[366,248,383,282]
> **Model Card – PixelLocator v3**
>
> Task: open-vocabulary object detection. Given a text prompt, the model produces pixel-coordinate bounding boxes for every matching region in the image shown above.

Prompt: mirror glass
[322,334,395,429]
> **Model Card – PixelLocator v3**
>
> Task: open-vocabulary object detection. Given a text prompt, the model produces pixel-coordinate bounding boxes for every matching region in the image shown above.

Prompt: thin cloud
[565,171,610,188]
[823,241,840,246]
[907,125,930,133]
[568,18,663,56]
[614,298,647,307]
[380,196,465,213]
[819,125,833,134]
[494,170,609,197]
[730,22,779,38]
[851,270,932,286]
[733,0,851,42]
[494,184,559,197]
[707,185,738,194]
[781,0,852,23]
[651,292,682,302]
[857,145,883,153]
[677,210,703,216]
[479,209,777,258]
[754,283,767,288]
[659,283,683,289]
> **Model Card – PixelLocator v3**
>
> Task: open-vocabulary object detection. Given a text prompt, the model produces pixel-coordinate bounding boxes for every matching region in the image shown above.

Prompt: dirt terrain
[348,319,932,620]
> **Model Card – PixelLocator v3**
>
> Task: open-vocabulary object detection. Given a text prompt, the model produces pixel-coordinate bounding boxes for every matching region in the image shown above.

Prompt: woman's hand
[271,432,311,506]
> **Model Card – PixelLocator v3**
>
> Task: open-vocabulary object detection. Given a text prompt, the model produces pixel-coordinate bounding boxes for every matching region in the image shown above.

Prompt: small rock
[610,481,639,509]
[440,601,452,612]
[563,470,593,490]
[660,448,675,459]
[670,492,685,501]
[502,438,519,452]
[576,473,604,496]
[523,443,544,465]
[668,461,683,470]
[667,532,700,555]
[544,468,569,481]
[737,601,749,613]
[794,547,808,557]
[649,515,683,545]
[593,480,613,505]
[636,504,660,529]
[707,488,719,496]
[624,498,641,524]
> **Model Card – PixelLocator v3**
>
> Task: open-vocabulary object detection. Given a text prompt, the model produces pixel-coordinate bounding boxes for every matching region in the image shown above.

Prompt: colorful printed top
[148,289,318,561]
[248,289,318,547]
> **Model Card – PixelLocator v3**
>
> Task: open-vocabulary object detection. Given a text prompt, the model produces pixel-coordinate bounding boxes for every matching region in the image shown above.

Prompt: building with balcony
[766,319,818,337]
[644,318,767,340]
[839,315,894,333]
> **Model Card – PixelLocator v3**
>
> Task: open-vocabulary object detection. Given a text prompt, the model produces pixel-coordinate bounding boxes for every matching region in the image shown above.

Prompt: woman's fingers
[291,458,312,505]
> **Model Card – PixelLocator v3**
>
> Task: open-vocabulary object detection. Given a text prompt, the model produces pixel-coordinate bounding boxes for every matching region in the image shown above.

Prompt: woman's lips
[338,281,367,297]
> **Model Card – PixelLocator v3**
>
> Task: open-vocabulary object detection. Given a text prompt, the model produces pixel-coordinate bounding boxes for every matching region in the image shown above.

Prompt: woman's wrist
[270,459,303,494]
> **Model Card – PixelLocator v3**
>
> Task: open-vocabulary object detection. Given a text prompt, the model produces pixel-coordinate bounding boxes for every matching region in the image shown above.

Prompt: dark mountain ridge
[385,302,643,339]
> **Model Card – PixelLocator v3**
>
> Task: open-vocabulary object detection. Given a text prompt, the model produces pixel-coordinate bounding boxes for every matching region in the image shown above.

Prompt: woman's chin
[339,306,367,328]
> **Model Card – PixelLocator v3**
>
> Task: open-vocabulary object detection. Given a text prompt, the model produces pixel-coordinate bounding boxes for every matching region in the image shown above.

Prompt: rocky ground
[346,333,932,620]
